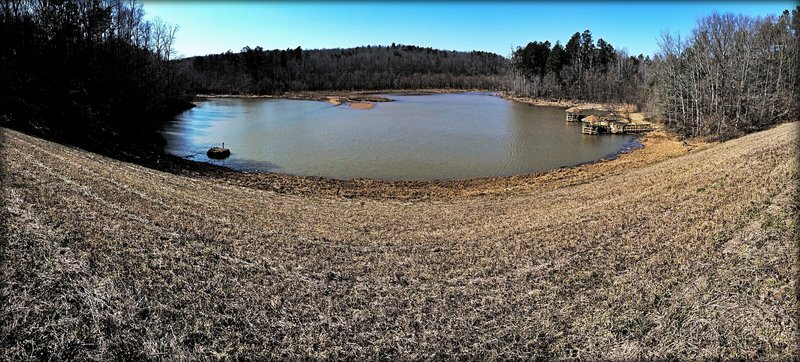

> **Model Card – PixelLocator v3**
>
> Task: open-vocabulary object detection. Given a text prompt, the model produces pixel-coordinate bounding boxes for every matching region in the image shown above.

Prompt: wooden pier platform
[572,110,655,135]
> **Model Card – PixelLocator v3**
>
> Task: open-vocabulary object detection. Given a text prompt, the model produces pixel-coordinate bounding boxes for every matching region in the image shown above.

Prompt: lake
[162,93,637,180]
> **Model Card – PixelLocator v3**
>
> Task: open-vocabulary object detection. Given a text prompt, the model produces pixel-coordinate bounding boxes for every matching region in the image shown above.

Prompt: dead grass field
[1,123,798,359]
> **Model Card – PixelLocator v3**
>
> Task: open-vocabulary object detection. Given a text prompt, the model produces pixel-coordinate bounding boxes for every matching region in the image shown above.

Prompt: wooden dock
[581,123,600,135]
[621,123,654,133]
[572,110,655,135]
[581,120,654,135]
[566,107,582,122]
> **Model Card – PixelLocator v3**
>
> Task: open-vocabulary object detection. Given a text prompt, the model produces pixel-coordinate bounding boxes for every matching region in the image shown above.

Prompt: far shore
[499,92,651,124]
[195,88,495,108]
[195,89,650,122]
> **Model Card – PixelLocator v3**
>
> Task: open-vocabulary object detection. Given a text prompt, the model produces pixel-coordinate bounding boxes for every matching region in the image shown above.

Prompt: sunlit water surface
[162,93,637,180]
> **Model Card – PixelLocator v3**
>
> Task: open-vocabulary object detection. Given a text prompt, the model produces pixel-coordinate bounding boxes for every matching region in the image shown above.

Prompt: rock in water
[207,146,230,159]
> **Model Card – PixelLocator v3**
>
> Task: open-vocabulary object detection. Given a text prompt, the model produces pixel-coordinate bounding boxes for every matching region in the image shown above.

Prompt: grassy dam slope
[1,123,798,359]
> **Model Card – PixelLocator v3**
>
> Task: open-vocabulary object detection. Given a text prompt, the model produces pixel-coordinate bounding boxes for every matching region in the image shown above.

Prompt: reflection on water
[162,93,636,180]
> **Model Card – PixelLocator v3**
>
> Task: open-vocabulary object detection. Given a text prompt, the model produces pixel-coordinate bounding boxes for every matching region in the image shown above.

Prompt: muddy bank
[348,102,375,110]
[498,92,630,110]
[195,92,392,104]
[500,92,651,124]
[196,89,496,104]
[163,128,708,201]
[196,90,631,116]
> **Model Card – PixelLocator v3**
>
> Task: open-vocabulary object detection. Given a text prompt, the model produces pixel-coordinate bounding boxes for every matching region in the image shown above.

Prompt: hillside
[1,123,797,359]
[180,44,508,94]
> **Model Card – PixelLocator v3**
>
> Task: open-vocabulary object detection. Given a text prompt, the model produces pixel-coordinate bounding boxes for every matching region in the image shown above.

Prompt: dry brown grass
[1,122,797,359]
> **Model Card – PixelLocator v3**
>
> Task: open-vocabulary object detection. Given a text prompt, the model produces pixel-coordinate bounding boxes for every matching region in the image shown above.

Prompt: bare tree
[651,9,798,139]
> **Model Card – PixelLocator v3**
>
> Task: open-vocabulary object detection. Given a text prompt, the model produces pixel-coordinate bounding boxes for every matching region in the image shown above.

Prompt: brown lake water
[162,93,638,180]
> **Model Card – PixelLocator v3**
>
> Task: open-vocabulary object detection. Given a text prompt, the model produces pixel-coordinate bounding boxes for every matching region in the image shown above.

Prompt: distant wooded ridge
[179,33,650,107]
[178,43,509,94]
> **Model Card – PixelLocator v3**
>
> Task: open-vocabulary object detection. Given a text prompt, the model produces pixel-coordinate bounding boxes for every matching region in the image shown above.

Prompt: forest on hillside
[507,31,651,108]
[650,10,799,139]
[0,0,192,150]
[507,8,799,140]
[1,0,797,146]
[179,44,508,94]
[180,30,651,108]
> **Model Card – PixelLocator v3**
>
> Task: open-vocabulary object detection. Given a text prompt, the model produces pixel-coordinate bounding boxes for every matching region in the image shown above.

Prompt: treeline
[2,0,796,146]
[179,44,508,94]
[507,30,651,107]
[510,8,799,141]
[650,9,799,139]
[0,0,190,149]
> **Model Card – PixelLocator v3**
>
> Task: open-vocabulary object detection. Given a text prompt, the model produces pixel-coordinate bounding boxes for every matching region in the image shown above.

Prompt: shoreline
[196,90,649,123]
[174,90,689,199]
[498,92,652,124]
[499,93,613,109]
[196,89,499,108]
[196,88,494,98]
[164,128,706,200]
[195,88,496,104]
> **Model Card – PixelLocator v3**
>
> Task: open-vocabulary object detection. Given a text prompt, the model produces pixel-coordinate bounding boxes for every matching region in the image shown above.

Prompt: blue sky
[142,1,795,58]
